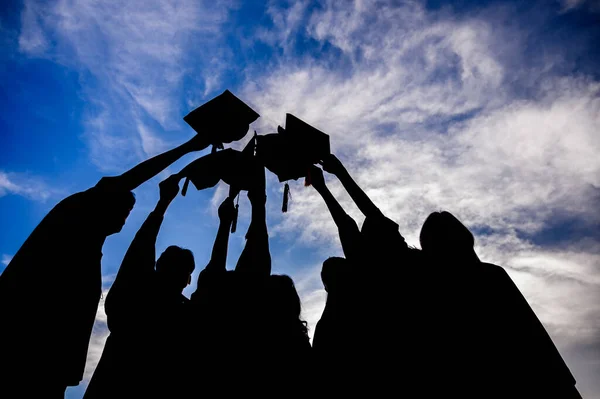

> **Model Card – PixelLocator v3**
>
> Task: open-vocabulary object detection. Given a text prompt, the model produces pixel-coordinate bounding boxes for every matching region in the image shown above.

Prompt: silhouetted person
[0,135,209,397]
[187,164,274,395]
[233,163,271,277]
[312,257,351,353]
[83,175,194,398]
[309,165,362,261]
[186,196,237,397]
[226,163,276,394]
[312,156,423,394]
[264,274,311,390]
[309,167,359,359]
[420,211,581,398]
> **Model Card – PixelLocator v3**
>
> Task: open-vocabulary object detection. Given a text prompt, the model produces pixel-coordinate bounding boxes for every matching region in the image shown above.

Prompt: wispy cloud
[0,171,58,201]
[240,0,600,378]
[13,0,600,396]
[83,291,109,381]
[1,254,13,266]
[560,0,600,12]
[19,0,237,171]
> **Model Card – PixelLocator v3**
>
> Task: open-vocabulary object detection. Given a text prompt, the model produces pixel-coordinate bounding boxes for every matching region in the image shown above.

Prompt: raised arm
[310,165,361,261]
[204,197,236,273]
[107,135,210,192]
[320,154,383,220]
[235,166,271,276]
[106,175,181,315]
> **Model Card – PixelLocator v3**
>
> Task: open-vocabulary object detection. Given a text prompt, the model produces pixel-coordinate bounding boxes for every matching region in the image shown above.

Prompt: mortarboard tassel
[304,167,312,187]
[231,195,239,233]
[282,183,290,213]
[182,177,191,196]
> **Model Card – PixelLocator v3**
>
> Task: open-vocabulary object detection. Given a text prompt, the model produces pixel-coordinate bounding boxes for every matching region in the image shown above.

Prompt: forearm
[335,168,382,219]
[108,209,163,306]
[315,185,348,227]
[247,195,267,237]
[153,198,172,216]
[206,223,231,272]
[116,141,199,191]
[315,185,361,259]
[236,196,271,275]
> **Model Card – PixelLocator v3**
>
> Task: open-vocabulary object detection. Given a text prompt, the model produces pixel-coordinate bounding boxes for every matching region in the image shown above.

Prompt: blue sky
[1,0,599,397]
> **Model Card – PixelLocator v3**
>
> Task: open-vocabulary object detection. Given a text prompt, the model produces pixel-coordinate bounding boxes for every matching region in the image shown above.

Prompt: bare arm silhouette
[235,189,271,276]
[106,135,210,191]
[320,154,383,220]
[205,197,235,273]
[310,165,361,260]
[106,176,181,315]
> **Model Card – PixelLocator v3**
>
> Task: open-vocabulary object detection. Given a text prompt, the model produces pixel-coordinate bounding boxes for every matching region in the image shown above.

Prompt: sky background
[0,0,599,397]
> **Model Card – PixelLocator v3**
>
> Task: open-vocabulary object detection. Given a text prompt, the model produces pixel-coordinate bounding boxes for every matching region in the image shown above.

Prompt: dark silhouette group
[0,90,582,398]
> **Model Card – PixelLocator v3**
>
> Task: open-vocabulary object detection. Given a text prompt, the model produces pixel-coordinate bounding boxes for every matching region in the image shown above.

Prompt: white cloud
[18,1,49,54]
[83,291,110,381]
[136,122,168,158]
[0,171,57,201]
[1,254,13,266]
[14,0,600,396]
[561,0,600,12]
[240,0,600,380]
[19,0,237,169]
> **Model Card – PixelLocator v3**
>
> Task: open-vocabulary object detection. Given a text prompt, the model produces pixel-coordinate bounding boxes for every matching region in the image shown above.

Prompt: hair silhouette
[156,245,195,290]
[417,210,581,398]
[0,108,585,399]
[268,274,309,338]
[420,210,479,262]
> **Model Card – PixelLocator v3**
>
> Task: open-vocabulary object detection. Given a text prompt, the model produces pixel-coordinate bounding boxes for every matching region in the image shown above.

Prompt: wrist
[249,193,267,205]
[156,199,172,213]
[335,168,349,178]
[218,219,232,228]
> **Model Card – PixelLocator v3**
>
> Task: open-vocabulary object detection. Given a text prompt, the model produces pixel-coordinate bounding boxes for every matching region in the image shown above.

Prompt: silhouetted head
[156,246,196,291]
[361,216,405,261]
[321,257,346,293]
[97,191,136,236]
[420,211,478,262]
[268,274,308,337]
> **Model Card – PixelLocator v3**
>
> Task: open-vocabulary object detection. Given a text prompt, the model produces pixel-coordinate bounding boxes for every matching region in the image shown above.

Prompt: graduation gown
[84,210,189,399]
[426,261,580,398]
[0,180,113,391]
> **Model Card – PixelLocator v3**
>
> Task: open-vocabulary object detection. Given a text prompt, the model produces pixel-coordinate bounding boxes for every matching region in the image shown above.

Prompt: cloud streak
[0,171,58,201]
[12,0,600,397]
[19,0,237,171]
[240,3,600,395]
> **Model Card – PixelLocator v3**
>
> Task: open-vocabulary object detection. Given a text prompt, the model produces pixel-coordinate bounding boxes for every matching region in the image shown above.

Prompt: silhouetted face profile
[321,257,346,293]
[269,275,302,321]
[97,191,136,236]
[420,211,478,262]
[156,246,196,291]
[361,216,404,260]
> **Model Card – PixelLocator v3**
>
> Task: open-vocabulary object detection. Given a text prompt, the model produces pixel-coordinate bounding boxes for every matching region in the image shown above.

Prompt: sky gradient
[1,0,599,398]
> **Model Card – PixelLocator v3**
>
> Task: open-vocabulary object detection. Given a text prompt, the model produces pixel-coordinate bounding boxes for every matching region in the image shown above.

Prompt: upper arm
[106,213,162,312]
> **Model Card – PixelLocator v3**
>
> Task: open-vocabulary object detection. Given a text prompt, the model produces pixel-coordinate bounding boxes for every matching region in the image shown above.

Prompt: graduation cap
[177,137,258,232]
[256,114,330,212]
[184,90,260,150]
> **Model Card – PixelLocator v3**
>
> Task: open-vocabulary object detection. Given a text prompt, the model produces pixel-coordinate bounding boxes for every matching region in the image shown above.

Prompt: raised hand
[158,175,181,205]
[181,133,211,153]
[218,197,236,223]
[319,154,345,176]
[310,165,326,191]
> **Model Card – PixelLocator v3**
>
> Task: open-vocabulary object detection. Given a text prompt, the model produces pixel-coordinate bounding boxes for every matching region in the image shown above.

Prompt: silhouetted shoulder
[480,262,524,292]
